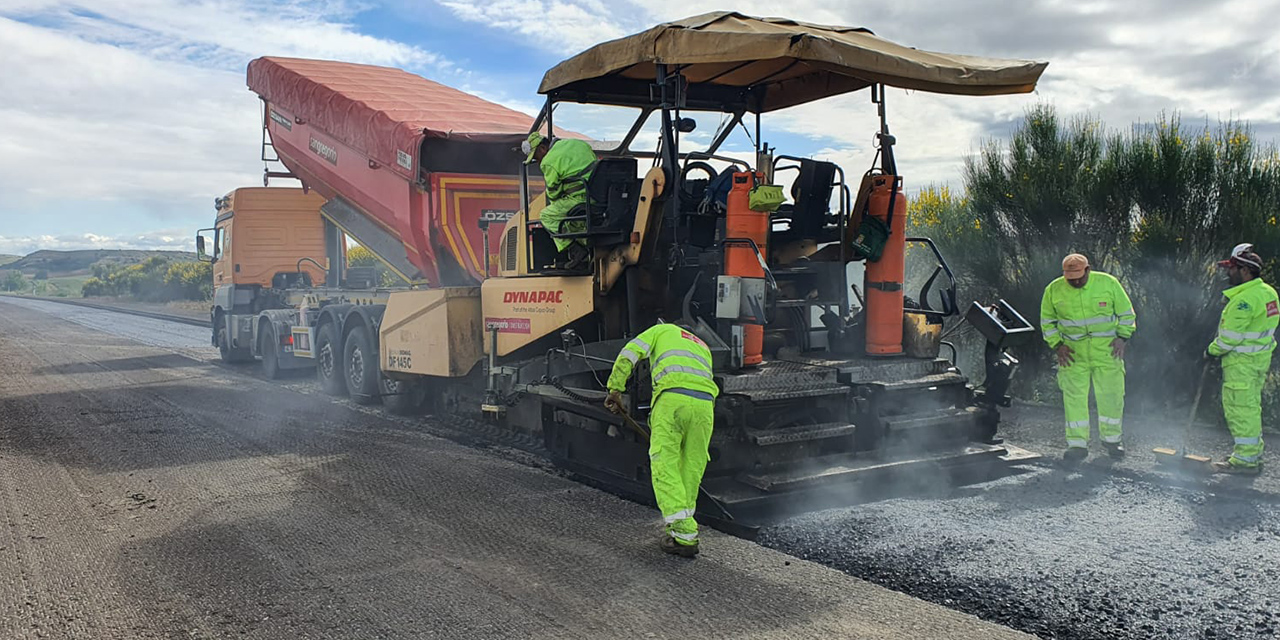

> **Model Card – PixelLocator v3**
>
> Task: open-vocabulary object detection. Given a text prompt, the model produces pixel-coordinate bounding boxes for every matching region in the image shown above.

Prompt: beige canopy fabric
[539,12,1048,112]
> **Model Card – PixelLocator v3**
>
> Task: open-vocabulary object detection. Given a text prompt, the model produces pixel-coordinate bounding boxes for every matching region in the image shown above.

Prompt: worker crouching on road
[523,132,596,270]
[604,321,718,558]
[1206,243,1278,475]
[1040,253,1137,461]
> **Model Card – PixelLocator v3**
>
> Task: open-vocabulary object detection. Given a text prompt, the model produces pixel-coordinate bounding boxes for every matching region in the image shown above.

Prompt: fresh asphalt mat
[763,464,1280,639]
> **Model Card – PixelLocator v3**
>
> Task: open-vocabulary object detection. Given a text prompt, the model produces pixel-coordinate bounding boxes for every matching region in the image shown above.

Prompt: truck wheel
[260,325,281,380]
[217,320,252,364]
[316,322,347,396]
[343,325,380,405]
[381,376,426,415]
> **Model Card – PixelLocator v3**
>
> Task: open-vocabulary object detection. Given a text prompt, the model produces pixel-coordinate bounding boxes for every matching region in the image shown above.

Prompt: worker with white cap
[1040,253,1137,461]
[1206,242,1277,475]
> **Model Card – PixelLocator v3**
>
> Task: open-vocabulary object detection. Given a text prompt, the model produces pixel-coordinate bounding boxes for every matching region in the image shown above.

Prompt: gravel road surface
[0,296,1027,639]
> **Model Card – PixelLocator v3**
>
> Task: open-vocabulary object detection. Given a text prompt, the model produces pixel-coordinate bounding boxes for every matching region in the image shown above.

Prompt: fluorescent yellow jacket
[541,139,596,201]
[1040,271,1136,349]
[1208,278,1279,357]
[607,324,719,400]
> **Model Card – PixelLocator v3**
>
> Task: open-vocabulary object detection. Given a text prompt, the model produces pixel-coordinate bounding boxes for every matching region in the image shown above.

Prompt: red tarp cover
[247,57,539,179]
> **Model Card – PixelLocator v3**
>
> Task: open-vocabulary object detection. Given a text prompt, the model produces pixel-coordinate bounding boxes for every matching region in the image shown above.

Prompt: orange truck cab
[198,187,333,365]
[206,188,329,289]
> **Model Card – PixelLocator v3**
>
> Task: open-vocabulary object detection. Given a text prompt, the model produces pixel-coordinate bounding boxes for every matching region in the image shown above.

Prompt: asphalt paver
[0,297,1027,639]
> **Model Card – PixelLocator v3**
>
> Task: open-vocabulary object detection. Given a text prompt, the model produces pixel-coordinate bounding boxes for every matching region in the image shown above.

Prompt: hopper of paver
[246,57,542,286]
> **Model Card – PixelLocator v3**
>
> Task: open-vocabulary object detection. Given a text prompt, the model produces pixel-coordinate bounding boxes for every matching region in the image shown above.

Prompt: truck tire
[381,376,426,415]
[316,322,347,396]
[217,318,252,364]
[343,325,381,405]
[260,325,281,380]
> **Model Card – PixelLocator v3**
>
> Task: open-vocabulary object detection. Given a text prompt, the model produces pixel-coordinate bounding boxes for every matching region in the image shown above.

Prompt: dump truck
[200,12,1047,527]
[199,57,539,406]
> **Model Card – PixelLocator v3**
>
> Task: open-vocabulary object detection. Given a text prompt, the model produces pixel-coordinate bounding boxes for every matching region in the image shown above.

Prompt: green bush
[81,277,107,297]
[346,244,403,287]
[163,261,213,300]
[2,270,25,292]
[347,245,377,267]
[913,104,1280,417]
[80,256,211,302]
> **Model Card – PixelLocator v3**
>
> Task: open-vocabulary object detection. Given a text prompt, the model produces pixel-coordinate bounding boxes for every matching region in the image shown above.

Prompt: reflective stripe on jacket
[1040,271,1136,349]
[1208,278,1280,357]
[607,324,719,399]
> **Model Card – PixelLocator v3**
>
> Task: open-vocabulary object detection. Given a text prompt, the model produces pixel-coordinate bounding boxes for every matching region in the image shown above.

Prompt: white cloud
[0,228,195,256]
[431,1,850,54]
[436,0,629,54]
[770,88,1040,189]
[0,1,455,245]
[431,0,1280,193]
[0,18,257,201]
[7,0,446,70]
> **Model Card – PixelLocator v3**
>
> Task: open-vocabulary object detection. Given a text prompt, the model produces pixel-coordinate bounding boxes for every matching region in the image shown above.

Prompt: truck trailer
[201,12,1047,527]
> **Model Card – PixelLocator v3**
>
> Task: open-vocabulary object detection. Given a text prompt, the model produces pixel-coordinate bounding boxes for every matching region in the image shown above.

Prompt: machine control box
[716,275,766,322]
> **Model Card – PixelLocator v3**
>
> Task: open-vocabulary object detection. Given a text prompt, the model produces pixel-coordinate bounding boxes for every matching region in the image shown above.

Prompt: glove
[604,390,623,414]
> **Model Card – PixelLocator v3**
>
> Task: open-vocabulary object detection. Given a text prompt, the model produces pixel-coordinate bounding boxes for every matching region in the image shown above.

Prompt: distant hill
[5,250,198,277]
[0,255,19,267]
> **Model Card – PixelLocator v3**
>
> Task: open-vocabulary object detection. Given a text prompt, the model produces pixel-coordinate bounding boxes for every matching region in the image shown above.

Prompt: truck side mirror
[195,228,218,263]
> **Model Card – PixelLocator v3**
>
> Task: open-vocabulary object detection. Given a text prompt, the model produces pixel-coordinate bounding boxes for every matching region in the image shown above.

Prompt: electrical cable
[575,332,608,389]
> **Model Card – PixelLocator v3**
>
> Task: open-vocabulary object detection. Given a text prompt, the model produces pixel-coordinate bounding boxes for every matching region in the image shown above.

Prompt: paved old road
[0,296,1029,640]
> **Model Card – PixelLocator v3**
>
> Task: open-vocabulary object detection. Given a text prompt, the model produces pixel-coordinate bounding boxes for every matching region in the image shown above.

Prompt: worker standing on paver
[604,321,718,557]
[1206,243,1278,475]
[523,132,596,269]
[1040,253,1137,461]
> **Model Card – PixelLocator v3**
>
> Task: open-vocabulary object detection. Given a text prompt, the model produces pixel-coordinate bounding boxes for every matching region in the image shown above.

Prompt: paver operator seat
[527,157,642,270]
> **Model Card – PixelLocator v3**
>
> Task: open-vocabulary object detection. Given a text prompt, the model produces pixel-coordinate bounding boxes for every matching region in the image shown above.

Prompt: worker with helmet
[604,321,718,557]
[1206,243,1278,475]
[523,131,596,270]
[1040,253,1137,461]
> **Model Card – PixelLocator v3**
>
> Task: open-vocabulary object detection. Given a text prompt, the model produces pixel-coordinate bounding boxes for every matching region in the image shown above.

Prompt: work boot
[1103,441,1126,459]
[1212,458,1262,476]
[562,244,590,271]
[1062,447,1088,463]
[660,535,699,558]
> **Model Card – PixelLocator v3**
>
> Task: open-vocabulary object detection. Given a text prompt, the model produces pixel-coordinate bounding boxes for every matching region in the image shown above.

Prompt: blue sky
[1,0,1278,255]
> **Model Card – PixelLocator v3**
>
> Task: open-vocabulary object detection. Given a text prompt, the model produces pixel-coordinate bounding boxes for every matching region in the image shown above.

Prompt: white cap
[1218,242,1262,269]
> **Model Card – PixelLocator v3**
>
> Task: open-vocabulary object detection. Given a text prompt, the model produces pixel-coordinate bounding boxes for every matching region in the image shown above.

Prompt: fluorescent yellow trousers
[1057,338,1125,448]
[648,391,714,546]
[1222,353,1269,467]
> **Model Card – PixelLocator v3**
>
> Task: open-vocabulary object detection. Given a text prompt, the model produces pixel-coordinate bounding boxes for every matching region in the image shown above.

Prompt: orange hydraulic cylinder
[865,175,907,356]
[725,171,767,366]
